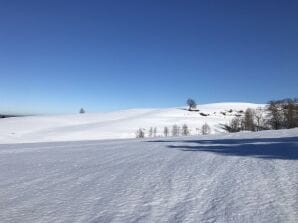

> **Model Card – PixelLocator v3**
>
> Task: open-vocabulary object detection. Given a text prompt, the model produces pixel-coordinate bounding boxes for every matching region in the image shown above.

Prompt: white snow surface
[0,129,297,222]
[0,102,264,144]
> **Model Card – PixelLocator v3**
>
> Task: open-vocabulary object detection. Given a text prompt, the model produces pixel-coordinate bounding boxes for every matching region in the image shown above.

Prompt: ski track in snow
[0,129,297,223]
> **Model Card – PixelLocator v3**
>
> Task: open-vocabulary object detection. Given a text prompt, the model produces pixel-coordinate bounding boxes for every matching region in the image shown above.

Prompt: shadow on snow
[146,137,298,160]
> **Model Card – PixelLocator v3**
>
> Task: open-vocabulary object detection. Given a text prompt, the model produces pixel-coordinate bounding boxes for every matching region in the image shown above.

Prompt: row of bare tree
[222,98,298,132]
[136,123,211,138]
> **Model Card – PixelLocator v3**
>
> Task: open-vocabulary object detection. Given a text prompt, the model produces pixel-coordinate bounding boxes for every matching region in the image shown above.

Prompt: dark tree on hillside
[186,98,197,111]
[79,108,85,114]
[266,101,284,130]
[283,98,298,128]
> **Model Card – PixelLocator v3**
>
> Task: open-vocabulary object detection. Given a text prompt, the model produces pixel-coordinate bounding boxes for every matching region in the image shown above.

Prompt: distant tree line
[0,114,20,118]
[135,97,297,139]
[135,123,211,138]
[135,98,213,138]
[222,98,298,132]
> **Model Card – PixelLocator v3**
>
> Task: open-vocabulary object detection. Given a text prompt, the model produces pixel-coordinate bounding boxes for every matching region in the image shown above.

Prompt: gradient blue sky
[1,0,297,114]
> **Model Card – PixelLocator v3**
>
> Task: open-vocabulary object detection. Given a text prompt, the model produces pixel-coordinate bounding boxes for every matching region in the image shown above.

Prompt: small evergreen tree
[79,108,85,114]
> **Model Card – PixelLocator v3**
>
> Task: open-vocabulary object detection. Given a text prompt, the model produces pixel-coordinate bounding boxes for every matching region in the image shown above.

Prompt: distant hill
[0,103,265,144]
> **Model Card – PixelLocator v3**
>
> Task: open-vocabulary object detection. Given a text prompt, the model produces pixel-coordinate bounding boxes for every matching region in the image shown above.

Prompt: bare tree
[148,127,153,137]
[266,98,298,129]
[79,108,85,114]
[153,127,157,137]
[163,126,169,137]
[177,126,181,136]
[266,100,284,130]
[243,108,255,131]
[136,128,145,138]
[283,98,298,128]
[254,107,267,131]
[221,117,242,133]
[201,123,211,135]
[181,124,190,136]
[172,124,180,136]
[186,98,197,111]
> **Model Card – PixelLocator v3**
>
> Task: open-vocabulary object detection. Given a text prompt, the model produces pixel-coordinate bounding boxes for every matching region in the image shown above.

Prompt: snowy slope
[0,129,297,222]
[0,102,264,144]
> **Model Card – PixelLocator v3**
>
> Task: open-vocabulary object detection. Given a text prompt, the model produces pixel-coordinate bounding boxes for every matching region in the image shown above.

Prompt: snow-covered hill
[0,129,297,222]
[0,103,264,144]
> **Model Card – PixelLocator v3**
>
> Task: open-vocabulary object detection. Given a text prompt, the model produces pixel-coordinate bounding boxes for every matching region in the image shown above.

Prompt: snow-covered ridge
[0,102,265,144]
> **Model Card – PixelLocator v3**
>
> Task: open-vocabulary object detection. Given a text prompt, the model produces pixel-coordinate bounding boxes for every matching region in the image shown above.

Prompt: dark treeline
[135,123,212,138]
[222,98,298,132]
[0,114,25,118]
[136,98,298,138]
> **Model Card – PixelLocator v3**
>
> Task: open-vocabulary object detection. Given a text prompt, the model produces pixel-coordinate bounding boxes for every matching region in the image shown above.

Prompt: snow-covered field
[0,129,297,222]
[0,103,297,222]
[0,103,264,144]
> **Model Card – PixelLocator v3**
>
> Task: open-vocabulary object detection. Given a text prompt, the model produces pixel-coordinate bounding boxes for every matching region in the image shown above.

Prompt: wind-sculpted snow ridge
[0,129,297,222]
[0,102,264,144]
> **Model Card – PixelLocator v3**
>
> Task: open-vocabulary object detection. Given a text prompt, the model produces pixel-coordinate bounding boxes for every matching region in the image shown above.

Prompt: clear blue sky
[1,0,297,114]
